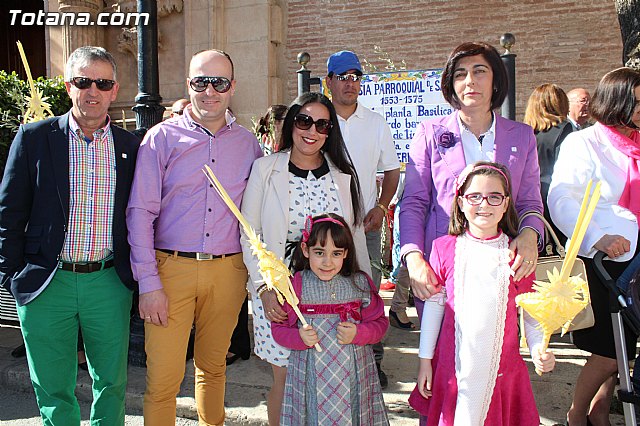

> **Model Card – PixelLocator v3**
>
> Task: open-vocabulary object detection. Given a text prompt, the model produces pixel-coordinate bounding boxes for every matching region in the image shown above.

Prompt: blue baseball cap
[327,51,363,76]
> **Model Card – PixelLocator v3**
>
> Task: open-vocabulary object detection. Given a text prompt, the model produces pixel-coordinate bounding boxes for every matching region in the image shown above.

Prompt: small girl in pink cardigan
[272,213,390,425]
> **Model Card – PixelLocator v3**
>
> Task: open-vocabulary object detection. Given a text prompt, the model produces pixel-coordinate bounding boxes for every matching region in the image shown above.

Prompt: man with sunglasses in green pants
[127,49,262,425]
[325,50,400,389]
[0,46,139,425]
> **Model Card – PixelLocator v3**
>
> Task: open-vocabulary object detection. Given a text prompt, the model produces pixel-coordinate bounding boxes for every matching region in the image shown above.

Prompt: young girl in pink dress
[272,213,389,425]
[409,161,556,426]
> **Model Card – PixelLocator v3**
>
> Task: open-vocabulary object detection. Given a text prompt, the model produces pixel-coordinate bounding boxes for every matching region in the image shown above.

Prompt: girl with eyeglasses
[409,161,555,426]
[240,92,368,425]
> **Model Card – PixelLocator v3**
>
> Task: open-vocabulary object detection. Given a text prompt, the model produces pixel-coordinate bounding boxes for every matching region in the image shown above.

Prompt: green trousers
[17,267,132,426]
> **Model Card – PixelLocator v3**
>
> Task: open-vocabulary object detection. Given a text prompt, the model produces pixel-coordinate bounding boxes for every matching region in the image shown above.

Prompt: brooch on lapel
[435,126,458,149]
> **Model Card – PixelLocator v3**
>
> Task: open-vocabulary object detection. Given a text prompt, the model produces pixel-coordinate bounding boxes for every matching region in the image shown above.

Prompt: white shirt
[548,125,637,260]
[567,115,581,130]
[457,112,497,164]
[337,102,400,211]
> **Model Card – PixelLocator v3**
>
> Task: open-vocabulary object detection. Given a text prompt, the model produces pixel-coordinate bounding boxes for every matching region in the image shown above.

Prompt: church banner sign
[357,70,452,164]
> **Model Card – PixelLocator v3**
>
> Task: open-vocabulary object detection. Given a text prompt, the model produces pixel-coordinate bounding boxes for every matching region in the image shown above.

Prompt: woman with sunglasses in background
[400,42,544,324]
[240,92,369,425]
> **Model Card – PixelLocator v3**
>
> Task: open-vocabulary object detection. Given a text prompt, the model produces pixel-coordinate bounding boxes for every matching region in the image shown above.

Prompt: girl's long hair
[291,213,368,292]
[291,213,359,275]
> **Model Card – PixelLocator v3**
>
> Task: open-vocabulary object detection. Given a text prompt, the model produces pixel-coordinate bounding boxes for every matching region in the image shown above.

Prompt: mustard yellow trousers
[143,251,248,426]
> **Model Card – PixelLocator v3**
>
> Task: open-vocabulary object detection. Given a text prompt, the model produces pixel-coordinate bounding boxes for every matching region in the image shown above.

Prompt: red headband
[455,164,510,196]
[301,215,345,243]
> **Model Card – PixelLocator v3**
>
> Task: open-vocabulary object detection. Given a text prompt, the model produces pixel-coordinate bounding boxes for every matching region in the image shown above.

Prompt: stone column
[58,0,104,63]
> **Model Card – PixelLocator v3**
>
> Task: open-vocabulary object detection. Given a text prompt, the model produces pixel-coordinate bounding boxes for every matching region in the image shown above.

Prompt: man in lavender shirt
[126,50,262,425]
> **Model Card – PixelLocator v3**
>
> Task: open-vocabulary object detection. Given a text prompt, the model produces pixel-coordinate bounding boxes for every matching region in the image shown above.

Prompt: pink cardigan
[272,271,389,350]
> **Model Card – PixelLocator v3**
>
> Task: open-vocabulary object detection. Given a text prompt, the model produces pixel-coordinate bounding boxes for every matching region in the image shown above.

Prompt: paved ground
[0,288,628,425]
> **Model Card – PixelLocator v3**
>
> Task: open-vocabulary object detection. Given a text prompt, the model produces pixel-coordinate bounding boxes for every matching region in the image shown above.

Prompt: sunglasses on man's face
[189,76,232,93]
[335,74,362,82]
[293,113,333,135]
[70,77,116,91]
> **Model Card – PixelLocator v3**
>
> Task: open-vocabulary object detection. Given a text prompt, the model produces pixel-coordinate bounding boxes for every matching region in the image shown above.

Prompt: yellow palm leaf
[202,165,320,351]
[17,41,53,123]
[516,267,590,336]
[516,180,599,374]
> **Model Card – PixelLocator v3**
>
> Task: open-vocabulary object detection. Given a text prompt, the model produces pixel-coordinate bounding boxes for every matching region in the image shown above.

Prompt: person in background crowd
[549,67,640,426]
[255,104,288,154]
[388,172,416,330]
[567,87,592,130]
[325,50,400,388]
[0,46,139,425]
[127,49,262,425]
[241,92,368,425]
[226,104,290,366]
[225,296,251,365]
[523,83,574,247]
[400,41,544,324]
[170,98,189,118]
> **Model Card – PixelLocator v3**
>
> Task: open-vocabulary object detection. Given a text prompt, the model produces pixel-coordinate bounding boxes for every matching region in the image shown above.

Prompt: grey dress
[280,270,389,426]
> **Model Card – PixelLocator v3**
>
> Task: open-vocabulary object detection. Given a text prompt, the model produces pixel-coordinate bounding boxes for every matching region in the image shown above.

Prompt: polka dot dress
[252,164,343,367]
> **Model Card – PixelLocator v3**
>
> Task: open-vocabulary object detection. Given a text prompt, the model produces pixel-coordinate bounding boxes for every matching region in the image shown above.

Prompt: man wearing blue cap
[325,50,400,389]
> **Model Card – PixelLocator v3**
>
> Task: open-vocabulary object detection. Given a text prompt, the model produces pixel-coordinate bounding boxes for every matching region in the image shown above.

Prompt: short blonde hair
[523,83,569,132]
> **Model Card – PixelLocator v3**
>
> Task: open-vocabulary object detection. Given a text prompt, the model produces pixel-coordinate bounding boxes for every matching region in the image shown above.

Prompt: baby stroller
[592,251,640,426]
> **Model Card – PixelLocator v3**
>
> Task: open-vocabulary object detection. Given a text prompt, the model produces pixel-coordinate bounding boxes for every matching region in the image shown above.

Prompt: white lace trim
[453,232,511,425]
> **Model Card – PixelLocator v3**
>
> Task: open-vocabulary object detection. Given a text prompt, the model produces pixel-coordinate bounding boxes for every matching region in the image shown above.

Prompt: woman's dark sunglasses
[293,113,333,135]
[189,76,232,93]
[70,77,116,91]
[461,192,506,206]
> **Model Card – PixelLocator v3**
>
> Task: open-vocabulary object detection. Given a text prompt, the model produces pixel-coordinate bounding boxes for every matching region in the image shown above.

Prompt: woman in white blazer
[549,67,640,426]
[240,92,369,425]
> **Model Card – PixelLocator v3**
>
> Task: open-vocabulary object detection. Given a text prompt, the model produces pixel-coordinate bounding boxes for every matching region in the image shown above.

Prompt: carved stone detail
[117,27,164,58]
[112,0,183,17]
[57,0,104,62]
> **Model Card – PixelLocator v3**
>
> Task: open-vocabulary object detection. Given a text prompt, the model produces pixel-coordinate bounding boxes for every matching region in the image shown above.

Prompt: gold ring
[525,260,534,265]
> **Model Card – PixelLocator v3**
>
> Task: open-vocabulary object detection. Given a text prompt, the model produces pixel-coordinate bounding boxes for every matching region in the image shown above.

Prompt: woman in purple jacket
[399,42,544,313]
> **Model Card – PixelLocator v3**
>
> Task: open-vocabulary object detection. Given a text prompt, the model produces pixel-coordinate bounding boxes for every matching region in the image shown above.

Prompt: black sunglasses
[335,74,362,82]
[293,113,333,135]
[189,76,232,93]
[70,77,116,91]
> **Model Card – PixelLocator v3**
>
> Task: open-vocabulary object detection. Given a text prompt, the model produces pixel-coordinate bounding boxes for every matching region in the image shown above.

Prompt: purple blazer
[399,111,544,260]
